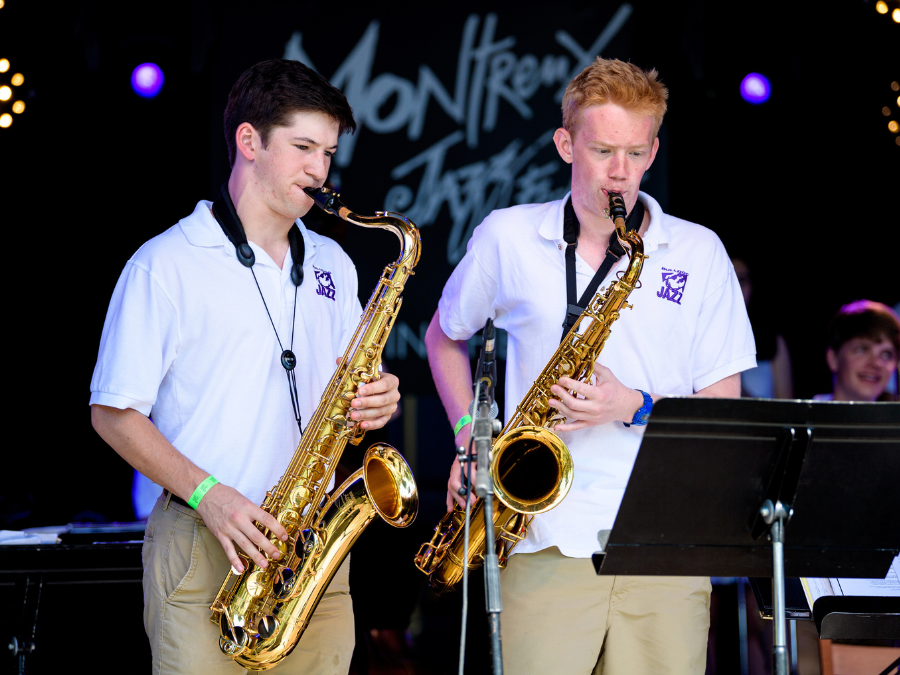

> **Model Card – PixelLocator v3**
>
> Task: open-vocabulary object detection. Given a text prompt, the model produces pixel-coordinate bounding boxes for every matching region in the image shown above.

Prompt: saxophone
[210,187,420,669]
[414,192,647,594]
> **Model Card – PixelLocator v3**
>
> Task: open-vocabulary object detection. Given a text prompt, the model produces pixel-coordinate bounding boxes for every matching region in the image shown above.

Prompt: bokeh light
[889,121,899,133]
[10,73,23,86]
[893,8,899,22]
[12,100,24,114]
[875,0,888,13]
[0,86,11,101]
[884,107,892,116]
[740,73,771,104]
[892,82,899,92]
[131,63,165,98]
[0,113,11,128]
[0,59,8,73]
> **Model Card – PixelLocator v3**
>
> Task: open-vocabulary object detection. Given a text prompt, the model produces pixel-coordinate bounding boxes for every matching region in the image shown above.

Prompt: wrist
[188,475,219,509]
[623,389,653,427]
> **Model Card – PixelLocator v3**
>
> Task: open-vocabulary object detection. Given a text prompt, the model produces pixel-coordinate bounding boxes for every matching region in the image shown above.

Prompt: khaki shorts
[142,495,354,675]
[501,547,711,675]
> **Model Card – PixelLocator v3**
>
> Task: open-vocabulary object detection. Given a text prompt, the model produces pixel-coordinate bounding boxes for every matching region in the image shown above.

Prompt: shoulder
[468,199,561,256]
[302,228,358,280]
[130,201,216,270]
[478,199,558,235]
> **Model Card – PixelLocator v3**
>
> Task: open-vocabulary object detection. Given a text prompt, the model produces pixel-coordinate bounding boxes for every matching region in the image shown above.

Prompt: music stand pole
[761,499,790,675]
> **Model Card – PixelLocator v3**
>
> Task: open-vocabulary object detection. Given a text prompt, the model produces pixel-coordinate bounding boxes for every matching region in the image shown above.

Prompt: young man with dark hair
[90,59,397,674]
[818,299,900,402]
[425,57,756,674]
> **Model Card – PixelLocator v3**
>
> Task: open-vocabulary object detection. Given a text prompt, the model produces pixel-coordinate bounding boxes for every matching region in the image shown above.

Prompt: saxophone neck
[304,186,421,269]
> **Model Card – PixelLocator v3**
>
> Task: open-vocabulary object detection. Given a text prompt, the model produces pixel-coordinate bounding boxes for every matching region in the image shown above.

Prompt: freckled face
[555,103,658,221]
[827,335,898,401]
[252,110,339,220]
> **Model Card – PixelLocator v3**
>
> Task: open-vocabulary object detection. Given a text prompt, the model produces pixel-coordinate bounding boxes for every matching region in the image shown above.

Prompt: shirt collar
[179,199,322,254]
[538,191,671,253]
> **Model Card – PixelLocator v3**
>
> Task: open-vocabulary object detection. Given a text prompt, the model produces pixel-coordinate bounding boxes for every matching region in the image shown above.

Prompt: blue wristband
[623,390,653,427]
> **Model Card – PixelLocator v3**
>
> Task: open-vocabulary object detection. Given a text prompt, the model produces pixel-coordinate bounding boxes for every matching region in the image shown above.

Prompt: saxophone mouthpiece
[607,192,627,221]
[303,186,342,216]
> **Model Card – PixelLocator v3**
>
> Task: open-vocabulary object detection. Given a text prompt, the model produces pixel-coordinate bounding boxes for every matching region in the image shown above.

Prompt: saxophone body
[210,187,420,670]
[414,192,647,594]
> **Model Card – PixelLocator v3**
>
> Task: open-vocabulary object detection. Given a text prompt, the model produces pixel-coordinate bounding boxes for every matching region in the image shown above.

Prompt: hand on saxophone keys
[195,484,288,573]
[338,358,401,431]
[549,365,647,431]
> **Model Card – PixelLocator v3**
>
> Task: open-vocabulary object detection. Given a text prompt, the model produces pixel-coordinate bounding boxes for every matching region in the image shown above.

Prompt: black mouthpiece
[607,192,627,220]
[303,186,342,215]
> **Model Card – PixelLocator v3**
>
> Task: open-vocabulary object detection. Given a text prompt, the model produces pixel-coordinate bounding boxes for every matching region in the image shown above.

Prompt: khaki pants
[142,495,354,675]
[501,547,711,675]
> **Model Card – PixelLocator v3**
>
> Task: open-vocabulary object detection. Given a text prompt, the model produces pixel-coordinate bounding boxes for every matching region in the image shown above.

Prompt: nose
[608,151,628,180]
[305,151,330,183]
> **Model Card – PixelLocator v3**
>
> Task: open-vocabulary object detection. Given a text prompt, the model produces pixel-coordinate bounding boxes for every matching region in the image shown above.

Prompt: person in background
[732,258,793,399]
[815,299,900,402]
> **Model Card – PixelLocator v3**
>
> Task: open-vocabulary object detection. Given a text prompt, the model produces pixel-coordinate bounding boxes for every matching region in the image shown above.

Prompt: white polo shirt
[439,192,756,559]
[90,201,363,506]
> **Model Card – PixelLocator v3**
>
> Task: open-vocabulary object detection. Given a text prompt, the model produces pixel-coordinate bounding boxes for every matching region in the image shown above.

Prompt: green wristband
[454,414,472,436]
[188,475,219,509]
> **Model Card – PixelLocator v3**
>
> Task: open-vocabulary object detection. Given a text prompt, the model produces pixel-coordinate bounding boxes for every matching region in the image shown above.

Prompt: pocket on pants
[163,513,200,603]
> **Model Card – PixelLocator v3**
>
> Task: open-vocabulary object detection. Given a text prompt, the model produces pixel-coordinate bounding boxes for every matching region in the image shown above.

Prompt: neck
[228,170,293,269]
[572,194,651,247]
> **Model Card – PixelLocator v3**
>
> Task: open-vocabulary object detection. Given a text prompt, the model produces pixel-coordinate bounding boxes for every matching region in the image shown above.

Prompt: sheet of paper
[801,576,835,608]
[831,553,900,597]
[803,553,900,602]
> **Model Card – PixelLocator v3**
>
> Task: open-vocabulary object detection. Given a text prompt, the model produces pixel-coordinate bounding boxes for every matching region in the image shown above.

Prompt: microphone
[474,319,500,498]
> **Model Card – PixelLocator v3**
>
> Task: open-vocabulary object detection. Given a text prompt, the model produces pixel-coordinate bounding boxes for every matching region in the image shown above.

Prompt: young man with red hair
[426,58,756,674]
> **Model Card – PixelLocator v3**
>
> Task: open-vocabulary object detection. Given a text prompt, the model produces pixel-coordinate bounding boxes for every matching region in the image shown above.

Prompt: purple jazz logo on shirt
[657,268,689,305]
[314,266,336,301]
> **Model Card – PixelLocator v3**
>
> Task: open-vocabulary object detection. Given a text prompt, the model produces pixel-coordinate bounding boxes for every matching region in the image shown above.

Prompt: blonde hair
[562,57,668,137]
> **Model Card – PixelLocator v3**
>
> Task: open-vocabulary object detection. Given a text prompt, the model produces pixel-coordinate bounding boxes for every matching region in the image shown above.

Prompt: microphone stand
[472,319,503,675]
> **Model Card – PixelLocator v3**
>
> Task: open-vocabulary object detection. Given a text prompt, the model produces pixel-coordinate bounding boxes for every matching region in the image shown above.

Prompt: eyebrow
[291,136,339,150]
[588,140,652,150]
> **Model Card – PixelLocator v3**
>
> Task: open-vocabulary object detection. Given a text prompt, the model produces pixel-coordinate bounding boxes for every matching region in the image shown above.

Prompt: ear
[235,122,260,163]
[553,127,574,165]
[825,348,839,374]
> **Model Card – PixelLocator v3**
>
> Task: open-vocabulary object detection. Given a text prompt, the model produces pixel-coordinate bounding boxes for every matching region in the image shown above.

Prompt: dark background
[1,1,897,672]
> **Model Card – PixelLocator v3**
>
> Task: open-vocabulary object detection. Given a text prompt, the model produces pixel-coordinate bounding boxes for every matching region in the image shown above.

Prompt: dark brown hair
[827,300,900,354]
[224,59,357,168]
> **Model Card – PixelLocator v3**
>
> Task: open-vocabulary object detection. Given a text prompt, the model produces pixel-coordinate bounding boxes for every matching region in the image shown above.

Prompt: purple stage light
[131,63,164,98]
[740,73,771,104]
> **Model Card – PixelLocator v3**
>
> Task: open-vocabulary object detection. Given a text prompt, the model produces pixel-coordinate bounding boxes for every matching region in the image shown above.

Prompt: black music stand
[592,398,900,675]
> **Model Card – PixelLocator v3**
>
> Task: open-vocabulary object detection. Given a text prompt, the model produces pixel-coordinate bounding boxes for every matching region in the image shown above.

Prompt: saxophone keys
[268,537,288,559]
[289,486,312,509]
[245,570,270,598]
[277,508,301,530]
[256,614,279,639]
[623,301,633,310]
[273,567,296,600]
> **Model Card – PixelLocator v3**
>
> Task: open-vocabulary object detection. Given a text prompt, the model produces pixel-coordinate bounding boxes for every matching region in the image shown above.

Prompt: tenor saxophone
[414,192,647,594]
[210,187,420,669]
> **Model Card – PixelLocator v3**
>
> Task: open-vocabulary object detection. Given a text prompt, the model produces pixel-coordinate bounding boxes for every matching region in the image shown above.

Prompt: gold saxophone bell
[490,425,573,515]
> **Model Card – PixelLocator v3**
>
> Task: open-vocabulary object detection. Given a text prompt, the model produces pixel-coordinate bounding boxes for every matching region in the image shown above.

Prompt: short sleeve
[691,245,757,392]
[438,219,502,341]
[89,261,180,415]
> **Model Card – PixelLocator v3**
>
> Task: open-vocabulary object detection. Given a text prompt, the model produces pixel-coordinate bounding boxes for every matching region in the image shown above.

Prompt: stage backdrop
[204,1,666,394]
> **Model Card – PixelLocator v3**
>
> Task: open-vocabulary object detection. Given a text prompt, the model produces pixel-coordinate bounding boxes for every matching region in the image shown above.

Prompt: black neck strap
[561,196,645,343]
[210,183,306,432]
[211,183,305,287]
